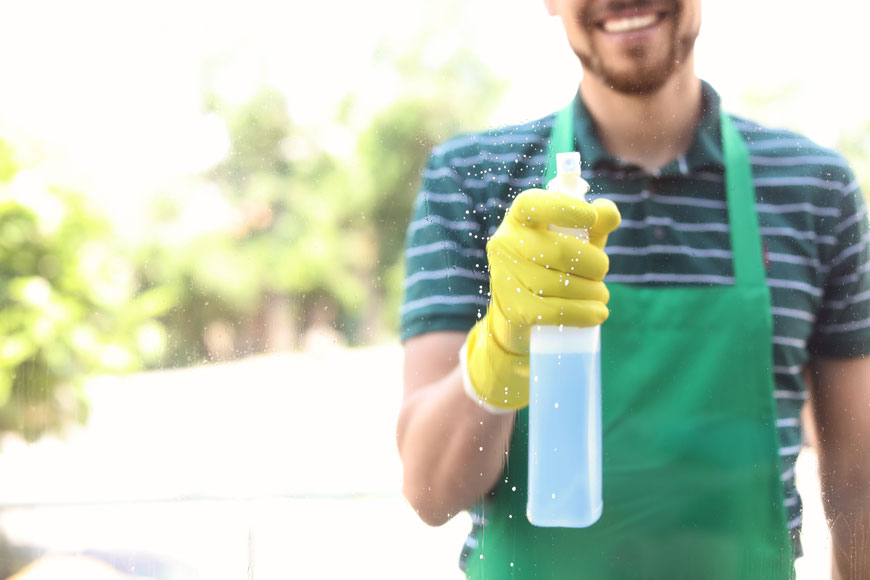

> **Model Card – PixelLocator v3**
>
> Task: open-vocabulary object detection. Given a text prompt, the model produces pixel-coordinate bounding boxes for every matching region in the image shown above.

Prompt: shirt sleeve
[808,168,870,358]
[399,146,490,342]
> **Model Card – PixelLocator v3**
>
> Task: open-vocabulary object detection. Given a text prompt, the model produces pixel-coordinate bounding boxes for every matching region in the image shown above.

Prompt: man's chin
[577,31,698,96]
[600,68,674,96]
[579,54,675,96]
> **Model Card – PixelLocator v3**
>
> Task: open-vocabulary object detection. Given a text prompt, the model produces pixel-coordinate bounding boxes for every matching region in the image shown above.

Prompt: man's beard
[576,4,698,95]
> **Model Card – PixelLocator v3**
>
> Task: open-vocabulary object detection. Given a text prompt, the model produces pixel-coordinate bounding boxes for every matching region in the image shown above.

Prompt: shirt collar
[572,80,725,176]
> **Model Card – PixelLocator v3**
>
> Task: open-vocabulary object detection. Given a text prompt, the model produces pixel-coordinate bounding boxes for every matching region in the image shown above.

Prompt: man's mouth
[598,12,668,34]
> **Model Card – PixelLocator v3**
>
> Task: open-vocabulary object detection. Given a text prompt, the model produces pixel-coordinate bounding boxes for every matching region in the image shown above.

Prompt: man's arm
[396,331,515,526]
[808,355,870,580]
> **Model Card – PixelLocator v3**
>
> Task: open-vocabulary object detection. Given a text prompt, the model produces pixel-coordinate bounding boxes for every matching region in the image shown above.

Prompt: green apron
[463,104,794,579]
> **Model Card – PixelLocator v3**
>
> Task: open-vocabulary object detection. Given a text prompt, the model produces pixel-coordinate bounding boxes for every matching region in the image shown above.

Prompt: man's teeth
[602,14,658,33]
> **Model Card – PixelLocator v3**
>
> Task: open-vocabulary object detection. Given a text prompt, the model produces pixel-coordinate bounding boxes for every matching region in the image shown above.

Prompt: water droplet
[512,486,517,492]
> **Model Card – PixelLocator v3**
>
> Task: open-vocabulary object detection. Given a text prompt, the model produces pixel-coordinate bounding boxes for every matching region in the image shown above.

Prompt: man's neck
[579,63,703,173]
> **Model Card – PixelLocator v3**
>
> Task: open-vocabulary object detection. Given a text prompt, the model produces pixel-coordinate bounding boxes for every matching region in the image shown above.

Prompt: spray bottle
[527,151,603,528]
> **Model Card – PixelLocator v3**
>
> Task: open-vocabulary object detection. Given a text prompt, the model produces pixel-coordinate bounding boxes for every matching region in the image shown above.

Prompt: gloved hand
[461,189,621,411]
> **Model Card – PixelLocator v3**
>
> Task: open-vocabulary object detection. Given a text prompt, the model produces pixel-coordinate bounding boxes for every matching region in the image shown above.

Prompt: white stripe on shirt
[606,273,735,285]
[432,130,550,156]
[774,389,808,400]
[767,278,825,297]
[835,204,868,235]
[779,445,803,457]
[403,267,486,288]
[829,261,870,285]
[771,306,816,322]
[405,240,485,260]
[753,176,854,192]
[756,202,840,217]
[464,173,543,190]
[400,294,488,316]
[619,217,730,233]
[416,191,472,206]
[407,215,478,236]
[449,152,548,170]
[824,288,870,310]
[423,166,462,182]
[750,155,850,168]
[817,317,870,334]
[773,364,804,376]
[766,252,824,270]
[605,192,728,210]
[831,232,870,268]
[773,336,807,349]
[606,245,733,259]
[760,225,837,244]
[747,139,824,152]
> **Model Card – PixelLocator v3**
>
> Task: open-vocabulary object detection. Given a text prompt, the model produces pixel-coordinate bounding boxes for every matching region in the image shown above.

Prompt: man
[397,0,870,578]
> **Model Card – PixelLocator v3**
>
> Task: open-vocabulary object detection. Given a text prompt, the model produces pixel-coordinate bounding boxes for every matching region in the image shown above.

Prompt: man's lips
[585,2,675,34]
[596,11,669,34]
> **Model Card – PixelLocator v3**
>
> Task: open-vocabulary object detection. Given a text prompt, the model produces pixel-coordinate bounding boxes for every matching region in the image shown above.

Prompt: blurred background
[0,0,866,577]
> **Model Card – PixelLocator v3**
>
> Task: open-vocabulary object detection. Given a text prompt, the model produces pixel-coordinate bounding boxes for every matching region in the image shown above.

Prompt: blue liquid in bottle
[528,326,602,527]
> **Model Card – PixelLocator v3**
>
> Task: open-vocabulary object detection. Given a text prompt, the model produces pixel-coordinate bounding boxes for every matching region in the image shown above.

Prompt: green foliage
[354,47,505,332]
[0,149,170,440]
[135,43,505,357]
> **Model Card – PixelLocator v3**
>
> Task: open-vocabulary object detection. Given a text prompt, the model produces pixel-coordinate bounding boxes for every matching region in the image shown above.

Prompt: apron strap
[721,114,767,289]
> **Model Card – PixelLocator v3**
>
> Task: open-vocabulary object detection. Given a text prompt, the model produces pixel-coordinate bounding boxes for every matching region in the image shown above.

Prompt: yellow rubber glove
[462,189,621,412]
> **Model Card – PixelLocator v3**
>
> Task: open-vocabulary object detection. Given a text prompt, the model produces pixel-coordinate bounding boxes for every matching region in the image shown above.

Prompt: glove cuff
[459,339,516,415]
[461,317,529,412]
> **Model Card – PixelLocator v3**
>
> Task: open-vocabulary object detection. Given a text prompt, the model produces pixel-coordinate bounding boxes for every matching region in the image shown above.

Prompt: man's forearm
[397,364,515,526]
[809,356,870,580]
[824,484,870,580]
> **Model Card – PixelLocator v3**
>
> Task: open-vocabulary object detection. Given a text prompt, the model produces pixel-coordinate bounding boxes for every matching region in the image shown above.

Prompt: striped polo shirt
[400,82,870,548]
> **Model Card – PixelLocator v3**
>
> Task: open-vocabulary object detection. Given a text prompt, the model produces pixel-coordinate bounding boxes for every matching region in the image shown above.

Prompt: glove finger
[531,296,610,328]
[508,188,597,231]
[489,293,609,353]
[491,226,610,281]
[494,259,609,303]
[589,198,621,249]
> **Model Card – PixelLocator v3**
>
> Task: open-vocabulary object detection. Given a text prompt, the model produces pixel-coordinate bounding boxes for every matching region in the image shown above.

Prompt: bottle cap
[556,152,581,176]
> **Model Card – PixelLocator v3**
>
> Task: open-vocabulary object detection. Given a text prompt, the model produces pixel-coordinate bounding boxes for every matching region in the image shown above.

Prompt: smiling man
[397,1,870,578]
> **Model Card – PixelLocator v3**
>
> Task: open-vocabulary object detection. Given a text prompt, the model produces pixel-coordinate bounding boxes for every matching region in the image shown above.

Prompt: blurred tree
[135,43,504,361]
[134,89,371,364]
[0,139,171,440]
[356,46,505,334]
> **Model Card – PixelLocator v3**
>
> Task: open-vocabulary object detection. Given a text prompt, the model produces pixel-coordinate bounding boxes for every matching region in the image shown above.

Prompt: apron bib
[463,104,794,579]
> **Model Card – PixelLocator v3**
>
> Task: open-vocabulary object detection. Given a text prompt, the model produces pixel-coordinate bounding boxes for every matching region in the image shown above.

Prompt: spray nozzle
[556,152,581,176]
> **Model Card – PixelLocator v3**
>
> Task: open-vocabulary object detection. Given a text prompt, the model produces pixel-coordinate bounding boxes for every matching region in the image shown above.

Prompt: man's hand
[463,189,621,411]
